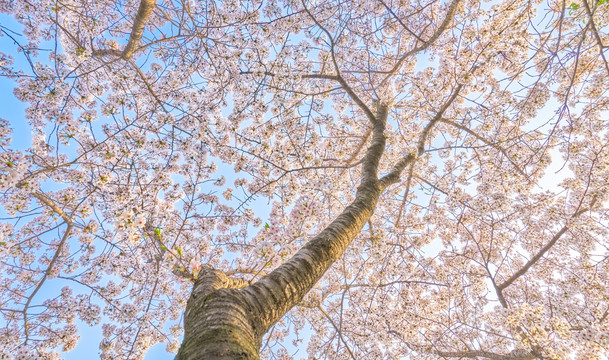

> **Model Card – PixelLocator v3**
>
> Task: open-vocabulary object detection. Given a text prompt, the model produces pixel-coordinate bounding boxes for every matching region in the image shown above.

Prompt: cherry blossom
[1,0,609,358]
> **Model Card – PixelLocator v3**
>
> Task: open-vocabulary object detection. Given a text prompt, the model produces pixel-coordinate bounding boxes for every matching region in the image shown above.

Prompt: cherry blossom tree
[1,0,609,358]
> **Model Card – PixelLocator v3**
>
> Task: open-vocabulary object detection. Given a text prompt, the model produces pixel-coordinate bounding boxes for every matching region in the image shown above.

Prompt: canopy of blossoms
[1,0,609,358]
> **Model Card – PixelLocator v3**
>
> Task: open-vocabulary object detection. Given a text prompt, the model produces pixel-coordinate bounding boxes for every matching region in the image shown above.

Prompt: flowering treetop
[1,0,609,358]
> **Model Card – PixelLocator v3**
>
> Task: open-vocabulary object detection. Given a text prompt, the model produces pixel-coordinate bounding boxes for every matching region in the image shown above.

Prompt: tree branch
[23,193,74,343]
[33,191,72,224]
[580,0,609,76]
[380,84,462,187]
[497,200,596,291]
[388,330,535,359]
[243,111,388,332]
[378,0,461,87]
[122,0,156,59]
[439,118,528,179]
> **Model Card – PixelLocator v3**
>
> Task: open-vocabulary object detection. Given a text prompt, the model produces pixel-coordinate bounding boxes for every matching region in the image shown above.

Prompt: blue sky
[0,18,29,151]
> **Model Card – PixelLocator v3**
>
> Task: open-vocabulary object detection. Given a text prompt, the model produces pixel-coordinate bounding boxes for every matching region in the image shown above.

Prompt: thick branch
[90,0,155,59]
[245,169,383,334]
[33,191,72,224]
[238,104,390,335]
[361,103,389,182]
[122,0,156,59]
[178,95,396,359]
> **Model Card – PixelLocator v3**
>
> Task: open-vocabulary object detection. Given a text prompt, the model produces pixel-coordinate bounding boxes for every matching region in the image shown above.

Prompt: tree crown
[1,0,609,358]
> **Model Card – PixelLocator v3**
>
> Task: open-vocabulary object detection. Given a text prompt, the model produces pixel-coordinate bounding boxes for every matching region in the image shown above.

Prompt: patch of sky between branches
[0,15,31,151]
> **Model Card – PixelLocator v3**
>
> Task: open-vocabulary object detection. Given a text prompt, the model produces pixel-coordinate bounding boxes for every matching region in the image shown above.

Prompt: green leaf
[264,222,270,229]
[160,244,168,251]
[176,247,183,258]
[154,228,162,239]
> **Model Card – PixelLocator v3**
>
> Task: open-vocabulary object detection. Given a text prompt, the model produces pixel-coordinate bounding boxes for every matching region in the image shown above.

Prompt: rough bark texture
[246,181,382,329]
[176,268,257,359]
[177,288,260,359]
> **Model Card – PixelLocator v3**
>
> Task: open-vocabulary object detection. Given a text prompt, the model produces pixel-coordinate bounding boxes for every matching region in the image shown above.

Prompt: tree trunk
[176,182,383,359]
[176,104,392,359]
[176,269,261,359]
[177,287,261,359]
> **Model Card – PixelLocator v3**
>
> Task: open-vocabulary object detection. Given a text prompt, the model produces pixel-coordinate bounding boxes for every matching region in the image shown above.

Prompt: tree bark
[177,288,260,359]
